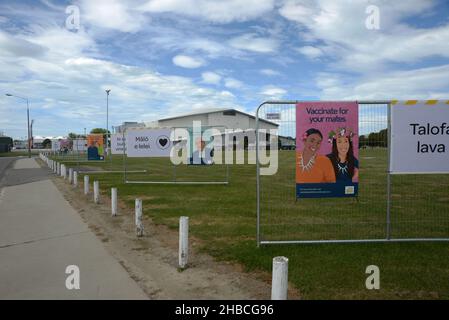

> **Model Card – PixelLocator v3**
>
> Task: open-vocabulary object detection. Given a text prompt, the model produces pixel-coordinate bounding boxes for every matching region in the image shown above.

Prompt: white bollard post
[179,216,189,269]
[271,256,289,300]
[111,188,117,217]
[84,175,89,195]
[135,199,144,237]
[73,171,78,187]
[61,165,66,179]
[56,162,59,175]
[93,180,100,204]
[68,168,73,183]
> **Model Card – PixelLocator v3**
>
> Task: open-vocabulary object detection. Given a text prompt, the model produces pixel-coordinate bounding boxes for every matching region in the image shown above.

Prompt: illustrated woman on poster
[296,128,336,183]
[326,127,359,182]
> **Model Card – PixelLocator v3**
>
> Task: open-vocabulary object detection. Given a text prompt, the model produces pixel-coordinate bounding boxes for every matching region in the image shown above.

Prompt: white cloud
[316,64,449,100]
[0,30,47,58]
[139,0,274,23]
[278,0,448,71]
[260,86,287,99]
[0,28,239,138]
[172,55,205,68]
[201,71,221,84]
[224,78,244,89]
[26,27,96,59]
[260,68,281,76]
[80,0,148,32]
[229,34,279,53]
[296,46,323,59]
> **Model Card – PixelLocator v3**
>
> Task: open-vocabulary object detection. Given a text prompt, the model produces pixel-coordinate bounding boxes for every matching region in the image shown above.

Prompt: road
[0,157,147,299]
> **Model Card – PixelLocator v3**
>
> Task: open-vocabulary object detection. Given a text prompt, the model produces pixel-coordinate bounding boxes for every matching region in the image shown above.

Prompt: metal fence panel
[123,126,230,185]
[256,101,449,245]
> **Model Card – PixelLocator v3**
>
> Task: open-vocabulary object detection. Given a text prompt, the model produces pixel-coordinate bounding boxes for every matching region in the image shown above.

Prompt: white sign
[126,129,172,157]
[73,139,87,152]
[51,140,60,151]
[266,113,280,120]
[390,101,449,174]
[111,134,127,154]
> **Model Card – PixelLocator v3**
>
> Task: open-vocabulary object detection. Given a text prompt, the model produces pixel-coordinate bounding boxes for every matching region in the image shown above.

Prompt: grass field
[51,149,449,299]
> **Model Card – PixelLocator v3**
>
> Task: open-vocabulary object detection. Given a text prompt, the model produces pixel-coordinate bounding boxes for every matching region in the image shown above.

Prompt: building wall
[248,117,277,131]
[208,112,250,129]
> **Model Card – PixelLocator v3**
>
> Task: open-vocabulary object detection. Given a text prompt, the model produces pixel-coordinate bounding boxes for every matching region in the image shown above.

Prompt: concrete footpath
[0,157,147,299]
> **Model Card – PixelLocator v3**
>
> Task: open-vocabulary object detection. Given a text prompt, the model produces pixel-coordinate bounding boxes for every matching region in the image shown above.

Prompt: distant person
[296,128,336,183]
[326,127,359,182]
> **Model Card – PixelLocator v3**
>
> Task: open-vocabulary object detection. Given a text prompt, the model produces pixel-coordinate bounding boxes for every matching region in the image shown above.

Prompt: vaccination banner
[296,101,359,198]
[126,129,172,157]
[111,133,127,155]
[87,134,104,160]
[390,100,449,174]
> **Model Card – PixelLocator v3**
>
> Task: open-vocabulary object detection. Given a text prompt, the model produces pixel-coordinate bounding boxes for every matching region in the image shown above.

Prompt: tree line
[359,128,388,148]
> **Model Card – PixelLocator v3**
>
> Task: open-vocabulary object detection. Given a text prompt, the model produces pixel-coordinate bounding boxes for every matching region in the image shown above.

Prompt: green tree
[42,138,52,149]
[90,128,109,134]
[359,135,367,148]
[68,132,78,139]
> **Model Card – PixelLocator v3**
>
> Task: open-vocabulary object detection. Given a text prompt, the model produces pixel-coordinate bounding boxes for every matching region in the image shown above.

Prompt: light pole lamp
[6,93,31,158]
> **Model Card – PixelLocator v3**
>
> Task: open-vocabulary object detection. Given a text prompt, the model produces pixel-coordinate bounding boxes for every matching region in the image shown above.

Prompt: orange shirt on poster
[296,152,336,183]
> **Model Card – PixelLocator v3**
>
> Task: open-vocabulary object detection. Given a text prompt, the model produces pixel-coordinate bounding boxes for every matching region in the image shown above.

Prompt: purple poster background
[296,101,359,166]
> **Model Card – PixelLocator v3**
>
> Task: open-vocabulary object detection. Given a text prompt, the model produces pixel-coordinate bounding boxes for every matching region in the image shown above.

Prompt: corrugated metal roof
[158,108,279,126]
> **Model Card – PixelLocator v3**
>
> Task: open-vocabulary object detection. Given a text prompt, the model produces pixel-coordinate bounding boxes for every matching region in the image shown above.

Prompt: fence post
[68,168,73,184]
[84,175,89,195]
[93,180,100,204]
[62,164,66,178]
[73,171,78,187]
[271,256,289,300]
[111,188,117,217]
[179,216,189,269]
[135,199,144,237]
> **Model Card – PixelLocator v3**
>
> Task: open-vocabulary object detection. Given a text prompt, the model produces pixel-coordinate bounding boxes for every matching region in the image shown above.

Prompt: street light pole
[6,93,31,158]
[105,89,111,160]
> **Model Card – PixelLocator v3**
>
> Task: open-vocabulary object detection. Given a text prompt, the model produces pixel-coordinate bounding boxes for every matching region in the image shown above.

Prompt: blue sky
[1,0,449,139]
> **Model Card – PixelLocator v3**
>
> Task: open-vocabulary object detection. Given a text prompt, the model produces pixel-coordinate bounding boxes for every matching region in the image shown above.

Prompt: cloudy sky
[1,0,449,138]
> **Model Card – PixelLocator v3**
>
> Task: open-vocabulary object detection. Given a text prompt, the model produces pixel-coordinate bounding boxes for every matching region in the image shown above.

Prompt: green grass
[52,149,449,299]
